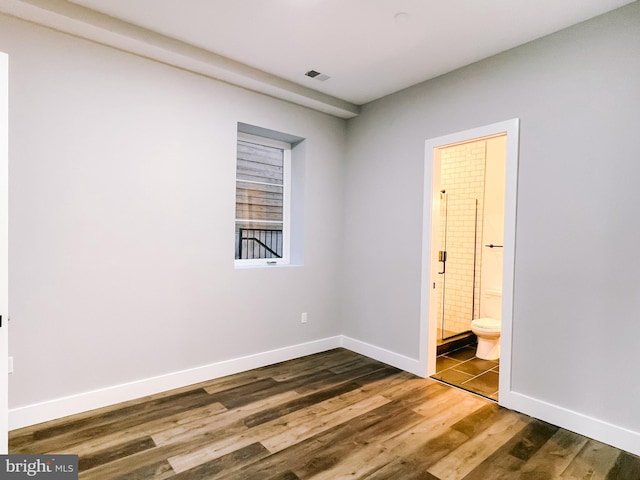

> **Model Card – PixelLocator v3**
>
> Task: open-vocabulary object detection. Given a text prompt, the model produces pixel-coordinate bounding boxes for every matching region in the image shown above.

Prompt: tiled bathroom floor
[432,344,499,401]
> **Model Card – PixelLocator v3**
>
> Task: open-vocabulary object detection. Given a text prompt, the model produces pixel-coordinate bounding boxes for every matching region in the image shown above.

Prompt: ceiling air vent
[305,70,330,81]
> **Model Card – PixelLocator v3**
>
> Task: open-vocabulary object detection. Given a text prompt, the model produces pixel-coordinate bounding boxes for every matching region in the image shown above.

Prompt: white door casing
[419,119,519,408]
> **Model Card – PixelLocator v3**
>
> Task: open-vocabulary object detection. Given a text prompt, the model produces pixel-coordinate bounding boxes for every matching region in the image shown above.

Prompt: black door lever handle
[438,250,446,274]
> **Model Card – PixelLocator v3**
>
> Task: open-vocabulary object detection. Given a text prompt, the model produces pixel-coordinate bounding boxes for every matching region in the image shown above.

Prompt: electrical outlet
[8,356,13,374]
[301,312,308,324]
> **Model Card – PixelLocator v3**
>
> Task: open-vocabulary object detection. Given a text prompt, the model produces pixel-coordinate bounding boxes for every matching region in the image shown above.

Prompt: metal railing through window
[237,228,283,259]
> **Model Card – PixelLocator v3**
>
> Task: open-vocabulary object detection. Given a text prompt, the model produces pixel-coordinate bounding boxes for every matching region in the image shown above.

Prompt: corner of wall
[9,336,342,430]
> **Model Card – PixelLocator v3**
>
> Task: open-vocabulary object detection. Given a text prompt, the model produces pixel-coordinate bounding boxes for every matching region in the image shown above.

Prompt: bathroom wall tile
[439,139,486,336]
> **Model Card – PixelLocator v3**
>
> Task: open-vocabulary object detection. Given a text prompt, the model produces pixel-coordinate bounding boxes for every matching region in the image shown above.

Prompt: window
[235,133,291,266]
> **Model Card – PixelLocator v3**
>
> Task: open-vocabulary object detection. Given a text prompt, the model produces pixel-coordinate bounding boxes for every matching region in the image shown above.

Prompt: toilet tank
[480,289,502,320]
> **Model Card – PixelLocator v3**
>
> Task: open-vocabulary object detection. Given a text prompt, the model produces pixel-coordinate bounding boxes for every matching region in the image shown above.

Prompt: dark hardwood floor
[9,348,640,479]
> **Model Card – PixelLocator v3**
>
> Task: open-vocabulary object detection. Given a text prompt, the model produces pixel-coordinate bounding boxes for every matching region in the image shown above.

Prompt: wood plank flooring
[9,348,640,479]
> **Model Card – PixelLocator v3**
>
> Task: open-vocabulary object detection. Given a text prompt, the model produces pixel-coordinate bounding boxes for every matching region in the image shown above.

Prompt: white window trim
[235,133,291,267]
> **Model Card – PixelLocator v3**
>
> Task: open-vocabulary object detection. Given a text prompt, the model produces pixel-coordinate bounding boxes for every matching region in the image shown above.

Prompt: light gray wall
[343,2,640,433]
[1,14,346,408]
[4,0,640,440]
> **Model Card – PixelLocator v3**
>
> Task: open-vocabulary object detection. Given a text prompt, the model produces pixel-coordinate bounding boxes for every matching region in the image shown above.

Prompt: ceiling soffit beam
[0,0,360,119]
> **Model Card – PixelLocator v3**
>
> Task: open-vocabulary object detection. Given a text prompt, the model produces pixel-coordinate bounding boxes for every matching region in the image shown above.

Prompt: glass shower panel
[439,194,480,340]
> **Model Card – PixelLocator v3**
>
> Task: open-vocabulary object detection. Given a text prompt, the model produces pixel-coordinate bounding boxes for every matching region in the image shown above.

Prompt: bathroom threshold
[432,344,499,401]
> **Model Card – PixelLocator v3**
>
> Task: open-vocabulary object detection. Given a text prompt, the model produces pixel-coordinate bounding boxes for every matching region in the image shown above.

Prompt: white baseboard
[8,335,419,430]
[501,390,640,457]
[10,336,640,459]
[340,336,422,375]
[9,336,342,430]
[342,337,640,457]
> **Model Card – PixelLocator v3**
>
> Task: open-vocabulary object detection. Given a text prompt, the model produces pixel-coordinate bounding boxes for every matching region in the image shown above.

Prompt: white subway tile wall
[436,140,486,337]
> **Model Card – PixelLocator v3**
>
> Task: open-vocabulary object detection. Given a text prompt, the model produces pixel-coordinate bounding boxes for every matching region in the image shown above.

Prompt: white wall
[4,0,640,455]
[343,1,640,449]
[0,51,9,452]
[480,136,506,319]
[1,14,346,413]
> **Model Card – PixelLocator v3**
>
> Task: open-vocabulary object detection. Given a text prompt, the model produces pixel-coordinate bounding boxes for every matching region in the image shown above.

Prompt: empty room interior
[1,0,640,478]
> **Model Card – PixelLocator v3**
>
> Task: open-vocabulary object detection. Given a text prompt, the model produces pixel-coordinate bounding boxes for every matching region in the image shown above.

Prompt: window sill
[234,262,302,270]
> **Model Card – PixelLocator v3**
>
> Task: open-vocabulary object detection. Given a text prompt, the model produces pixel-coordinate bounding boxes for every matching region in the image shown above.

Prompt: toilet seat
[471,317,501,331]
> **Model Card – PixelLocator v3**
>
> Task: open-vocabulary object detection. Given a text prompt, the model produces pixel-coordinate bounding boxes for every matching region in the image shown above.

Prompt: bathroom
[431,134,506,400]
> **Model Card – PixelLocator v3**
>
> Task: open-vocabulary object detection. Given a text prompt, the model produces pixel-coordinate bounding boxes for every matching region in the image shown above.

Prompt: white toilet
[470,289,502,360]
[470,317,501,360]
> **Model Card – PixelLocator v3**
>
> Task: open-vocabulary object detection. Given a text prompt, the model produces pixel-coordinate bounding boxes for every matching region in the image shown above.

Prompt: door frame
[1,51,9,453]
[418,119,519,408]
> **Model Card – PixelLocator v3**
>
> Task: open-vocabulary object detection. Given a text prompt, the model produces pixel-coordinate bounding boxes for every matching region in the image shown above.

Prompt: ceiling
[2,0,636,116]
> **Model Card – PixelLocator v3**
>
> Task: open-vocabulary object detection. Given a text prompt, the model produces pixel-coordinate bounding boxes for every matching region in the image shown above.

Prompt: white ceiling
[1,0,634,116]
[64,0,634,105]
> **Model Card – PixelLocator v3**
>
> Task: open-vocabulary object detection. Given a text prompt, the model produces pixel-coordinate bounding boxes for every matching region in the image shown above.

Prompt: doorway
[419,119,519,407]
[432,135,506,400]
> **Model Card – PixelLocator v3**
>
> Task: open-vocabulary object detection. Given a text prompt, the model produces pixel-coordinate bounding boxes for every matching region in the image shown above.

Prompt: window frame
[235,132,292,267]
